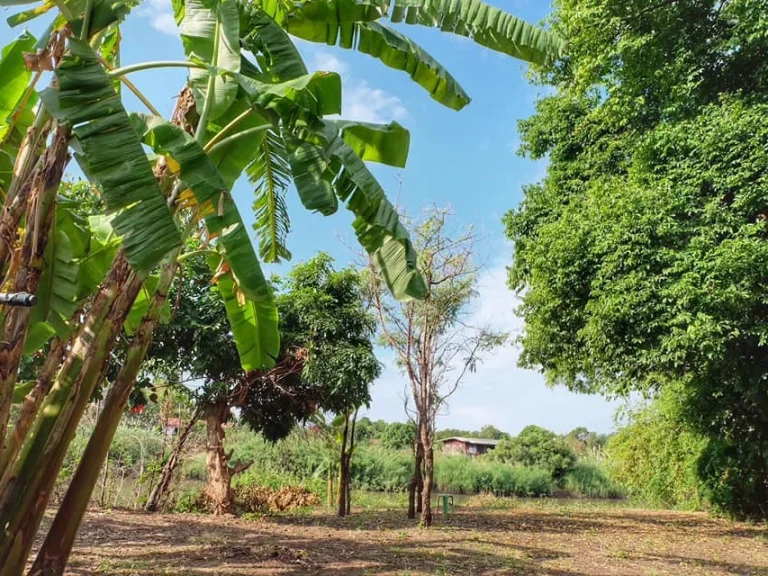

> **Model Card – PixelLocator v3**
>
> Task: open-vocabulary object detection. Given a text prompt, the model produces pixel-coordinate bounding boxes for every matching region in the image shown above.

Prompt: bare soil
[42,505,768,575]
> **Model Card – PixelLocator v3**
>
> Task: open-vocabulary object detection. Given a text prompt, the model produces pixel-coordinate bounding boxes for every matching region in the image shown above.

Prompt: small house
[164,417,181,437]
[441,437,499,457]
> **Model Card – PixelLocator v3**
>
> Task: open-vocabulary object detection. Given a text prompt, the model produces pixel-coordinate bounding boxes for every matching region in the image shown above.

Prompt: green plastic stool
[437,494,454,515]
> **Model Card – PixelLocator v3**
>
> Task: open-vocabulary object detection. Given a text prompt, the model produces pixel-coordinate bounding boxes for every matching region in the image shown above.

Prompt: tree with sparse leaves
[369,207,506,526]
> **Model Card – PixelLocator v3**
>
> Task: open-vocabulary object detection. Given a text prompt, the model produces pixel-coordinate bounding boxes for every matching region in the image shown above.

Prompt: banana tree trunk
[29,255,179,576]
[0,251,143,576]
[0,337,64,482]
[0,126,70,448]
[205,400,234,515]
[144,408,200,513]
[0,110,51,273]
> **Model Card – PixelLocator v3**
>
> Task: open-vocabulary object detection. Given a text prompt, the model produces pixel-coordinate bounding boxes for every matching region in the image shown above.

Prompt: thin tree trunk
[0,126,69,447]
[416,438,424,514]
[408,431,424,519]
[346,409,358,516]
[30,256,178,576]
[205,400,234,515]
[337,410,350,517]
[327,464,334,508]
[420,422,434,527]
[145,407,200,512]
[0,251,143,576]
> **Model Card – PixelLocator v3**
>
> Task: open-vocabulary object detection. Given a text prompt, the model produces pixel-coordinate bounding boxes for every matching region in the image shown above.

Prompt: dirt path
[42,506,768,575]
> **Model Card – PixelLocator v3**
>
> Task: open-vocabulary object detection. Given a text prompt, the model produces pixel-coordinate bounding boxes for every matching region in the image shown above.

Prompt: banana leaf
[389,0,566,66]
[180,0,241,122]
[132,114,279,370]
[40,39,182,272]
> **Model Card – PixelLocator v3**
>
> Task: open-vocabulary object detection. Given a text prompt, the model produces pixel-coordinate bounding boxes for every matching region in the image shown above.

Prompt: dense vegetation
[59,412,625,510]
[506,0,768,519]
[0,0,565,569]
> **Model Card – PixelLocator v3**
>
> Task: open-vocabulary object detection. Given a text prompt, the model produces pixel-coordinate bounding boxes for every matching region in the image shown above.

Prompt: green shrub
[435,457,553,497]
[563,461,624,499]
[489,425,576,479]
[605,392,707,510]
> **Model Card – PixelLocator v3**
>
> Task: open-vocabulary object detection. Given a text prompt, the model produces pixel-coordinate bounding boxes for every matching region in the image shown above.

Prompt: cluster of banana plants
[0,0,563,573]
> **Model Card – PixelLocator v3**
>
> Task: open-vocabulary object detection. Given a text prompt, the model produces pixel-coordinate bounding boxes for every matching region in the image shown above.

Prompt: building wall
[442,440,468,455]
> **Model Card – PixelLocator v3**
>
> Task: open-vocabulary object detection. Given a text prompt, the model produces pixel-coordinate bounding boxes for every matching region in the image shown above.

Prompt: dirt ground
[42,505,768,576]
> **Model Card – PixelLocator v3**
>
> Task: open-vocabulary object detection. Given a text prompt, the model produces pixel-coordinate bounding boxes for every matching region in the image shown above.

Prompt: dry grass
[40,503,768,575]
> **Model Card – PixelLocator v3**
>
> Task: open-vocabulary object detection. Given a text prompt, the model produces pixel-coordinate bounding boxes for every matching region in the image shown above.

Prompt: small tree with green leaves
[369,207,506,526]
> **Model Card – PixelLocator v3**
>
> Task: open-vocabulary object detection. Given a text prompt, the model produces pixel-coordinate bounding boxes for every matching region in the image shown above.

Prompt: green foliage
[563,462,623,499]
[380,421,416,451]
[506,0,768,519]
[277,253,380,415]
[41,39,182,272]
[605,391,707,511]
[490,425,575,479]
[435,457,553,497]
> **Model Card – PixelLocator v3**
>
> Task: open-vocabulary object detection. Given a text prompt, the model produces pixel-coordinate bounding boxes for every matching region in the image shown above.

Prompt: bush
[605,393,707,510]
[489,425,576,479]
[435,457,553,497]
[563,461,624,499]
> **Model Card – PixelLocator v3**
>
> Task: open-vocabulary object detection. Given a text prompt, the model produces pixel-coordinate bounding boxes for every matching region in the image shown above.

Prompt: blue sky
[0,1,621,435]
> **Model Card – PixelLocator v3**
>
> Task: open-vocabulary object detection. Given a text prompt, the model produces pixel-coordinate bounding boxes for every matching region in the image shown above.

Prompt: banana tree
[0,0,563,572]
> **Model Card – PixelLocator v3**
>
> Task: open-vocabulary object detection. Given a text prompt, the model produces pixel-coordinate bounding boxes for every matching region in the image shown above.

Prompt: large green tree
[505,0,768,518]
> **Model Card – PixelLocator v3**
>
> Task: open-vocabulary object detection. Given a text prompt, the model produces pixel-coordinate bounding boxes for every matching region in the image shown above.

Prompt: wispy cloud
[310,50,408,124]
[136,0,178,36]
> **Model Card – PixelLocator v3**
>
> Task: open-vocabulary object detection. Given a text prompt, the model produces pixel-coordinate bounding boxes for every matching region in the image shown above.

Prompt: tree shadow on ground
[35,507,768,576]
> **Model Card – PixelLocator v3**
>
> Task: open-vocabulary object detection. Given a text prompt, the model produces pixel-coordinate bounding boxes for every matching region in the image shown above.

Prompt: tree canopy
[505,0,768,518]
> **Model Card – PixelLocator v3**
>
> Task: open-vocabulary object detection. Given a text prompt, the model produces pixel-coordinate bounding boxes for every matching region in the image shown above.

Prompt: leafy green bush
[489,425,576,479]
[605,392,707,510]
[380,422,416,451]
[435,457,553,497]
[563,461,624,499]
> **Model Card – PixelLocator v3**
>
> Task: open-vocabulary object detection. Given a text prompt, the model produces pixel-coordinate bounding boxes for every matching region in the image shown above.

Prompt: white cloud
[310,50,408,124]
[136,0,178,36]
[312,52,349,76]
[343,81,408,124]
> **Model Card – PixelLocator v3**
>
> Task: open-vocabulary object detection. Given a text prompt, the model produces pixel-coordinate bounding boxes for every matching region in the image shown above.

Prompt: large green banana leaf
[236,71,342,117]
[0,31,35,143]
[180,0,241,122]
[326,119,410,168]
[239,5,307,82]
[25,202,91,355]
[0,31,37,196]
[132,114,279,370]
[288,17,468,109]
[206,91,271,188]
[40,39,182,272]
[247,130,292,263]
[287,139,338,216]
[124,274,172,335]
[324,128,426,300]
[388,0,565,66]
[6,0,132,36]
[77,214,121,298]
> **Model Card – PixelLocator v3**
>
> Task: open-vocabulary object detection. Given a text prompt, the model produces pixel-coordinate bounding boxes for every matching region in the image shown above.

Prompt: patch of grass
[435,457,554,497]
[563,461,625,499]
